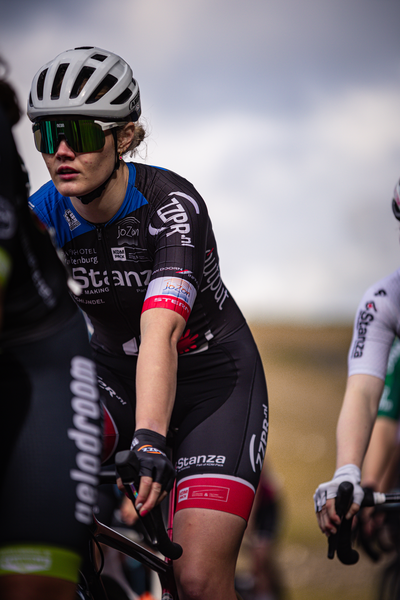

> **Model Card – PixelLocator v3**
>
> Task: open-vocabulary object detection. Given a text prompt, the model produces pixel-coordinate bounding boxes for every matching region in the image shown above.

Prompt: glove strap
[131,429,167,454]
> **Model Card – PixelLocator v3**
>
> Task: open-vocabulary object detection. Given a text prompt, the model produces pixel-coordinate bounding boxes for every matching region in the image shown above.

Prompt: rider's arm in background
[363,340,400,491]
[133,307,186,514]
[359,415,399,537]
[315,374,384,536]
[336,374,384,472]
[361,417,399,491]
[314,268,400,536]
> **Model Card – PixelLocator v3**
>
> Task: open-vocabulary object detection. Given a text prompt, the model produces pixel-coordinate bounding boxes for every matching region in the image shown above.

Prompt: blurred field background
[236,322,389,600]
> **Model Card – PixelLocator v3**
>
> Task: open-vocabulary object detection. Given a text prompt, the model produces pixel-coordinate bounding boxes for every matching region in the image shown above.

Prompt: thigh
[173,508,246,598]
[93,350,137,462]
[174,325,269,522]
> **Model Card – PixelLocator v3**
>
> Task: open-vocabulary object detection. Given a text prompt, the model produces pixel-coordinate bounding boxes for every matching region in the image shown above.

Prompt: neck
[71,162,129,223]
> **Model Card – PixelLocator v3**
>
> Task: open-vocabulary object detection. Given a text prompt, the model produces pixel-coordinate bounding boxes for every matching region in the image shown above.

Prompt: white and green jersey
[377,338,400,421]
[348,268,400,381]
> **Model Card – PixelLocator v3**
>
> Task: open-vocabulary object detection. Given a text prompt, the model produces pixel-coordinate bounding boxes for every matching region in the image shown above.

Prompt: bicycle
[78,450,182,600]
[326,482,400,600]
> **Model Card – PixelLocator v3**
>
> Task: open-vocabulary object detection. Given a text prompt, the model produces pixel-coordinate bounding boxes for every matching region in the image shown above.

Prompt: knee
[175,565,213,600]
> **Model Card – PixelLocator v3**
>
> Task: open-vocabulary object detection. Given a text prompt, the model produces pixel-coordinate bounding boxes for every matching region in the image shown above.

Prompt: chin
[55,182,84,199]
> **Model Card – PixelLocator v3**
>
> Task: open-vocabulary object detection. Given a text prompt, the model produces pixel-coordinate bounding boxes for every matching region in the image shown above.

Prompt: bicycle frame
[82,479,180,599]
[93,516,177,598]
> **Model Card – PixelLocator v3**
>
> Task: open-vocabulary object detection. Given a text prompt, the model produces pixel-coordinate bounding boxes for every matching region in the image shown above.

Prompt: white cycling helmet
[27,46,141,122]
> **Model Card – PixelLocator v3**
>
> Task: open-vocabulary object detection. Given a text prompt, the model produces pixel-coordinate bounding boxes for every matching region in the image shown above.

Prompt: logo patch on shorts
[0,548,52,573]
[177,484,229,504]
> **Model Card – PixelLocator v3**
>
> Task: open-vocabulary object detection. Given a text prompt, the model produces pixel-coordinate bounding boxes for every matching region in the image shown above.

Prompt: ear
[117,122,135,154]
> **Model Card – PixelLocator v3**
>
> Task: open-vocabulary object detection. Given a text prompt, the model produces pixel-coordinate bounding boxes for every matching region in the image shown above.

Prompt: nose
[55,136,75,156]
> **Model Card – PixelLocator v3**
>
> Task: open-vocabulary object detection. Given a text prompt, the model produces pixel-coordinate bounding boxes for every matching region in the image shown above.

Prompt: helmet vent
[36,69,48,100]
[92,54,107,62]
[86,74,117,104]
[110,86,132,105]
[51,63,69,99]
[70,66,95,99]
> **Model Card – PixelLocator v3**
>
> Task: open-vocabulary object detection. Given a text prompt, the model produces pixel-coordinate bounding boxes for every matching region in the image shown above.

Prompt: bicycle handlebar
[328,482,359,564]
[115,450,183,561]
[327,481,400,565]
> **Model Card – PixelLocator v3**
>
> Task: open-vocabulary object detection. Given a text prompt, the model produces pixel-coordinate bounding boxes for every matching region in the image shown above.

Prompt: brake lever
[115,450,182,560]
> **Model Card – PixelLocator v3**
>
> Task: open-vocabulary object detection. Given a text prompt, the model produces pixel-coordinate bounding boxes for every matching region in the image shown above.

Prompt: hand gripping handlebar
[115,450,183,561]
[327,481,400,565]
[328,482,359,564]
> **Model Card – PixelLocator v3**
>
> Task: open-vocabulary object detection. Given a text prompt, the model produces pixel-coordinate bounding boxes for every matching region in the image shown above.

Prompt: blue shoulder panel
[29,164,148,247]
[29,182,95,248]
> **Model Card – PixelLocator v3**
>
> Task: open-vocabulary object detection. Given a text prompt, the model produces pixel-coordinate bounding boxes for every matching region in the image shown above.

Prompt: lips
[57,166,79,180]
[57,166,78,175]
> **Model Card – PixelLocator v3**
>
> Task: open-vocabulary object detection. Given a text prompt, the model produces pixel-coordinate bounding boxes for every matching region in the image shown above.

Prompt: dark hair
[0,57,21,126]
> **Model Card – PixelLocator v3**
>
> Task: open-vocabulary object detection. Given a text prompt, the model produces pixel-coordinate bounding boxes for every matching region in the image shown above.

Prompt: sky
[1,0,400,323]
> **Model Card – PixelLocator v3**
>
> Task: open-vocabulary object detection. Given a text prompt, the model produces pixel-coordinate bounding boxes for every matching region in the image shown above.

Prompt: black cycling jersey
[0,108,76,348]
[30,162,246,356]
[29,159,269,522]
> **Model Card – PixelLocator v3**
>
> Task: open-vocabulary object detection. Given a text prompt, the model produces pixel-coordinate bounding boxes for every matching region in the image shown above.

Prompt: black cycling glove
[131,429,175,494]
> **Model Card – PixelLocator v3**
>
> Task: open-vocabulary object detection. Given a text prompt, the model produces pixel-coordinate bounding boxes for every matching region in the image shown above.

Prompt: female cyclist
[27,46,269,600]
[314,181,400,537]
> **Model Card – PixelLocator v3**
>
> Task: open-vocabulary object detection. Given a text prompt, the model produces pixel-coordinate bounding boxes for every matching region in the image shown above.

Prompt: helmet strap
[77,129,120,205]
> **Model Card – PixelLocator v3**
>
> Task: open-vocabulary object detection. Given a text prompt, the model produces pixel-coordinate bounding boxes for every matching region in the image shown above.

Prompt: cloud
[2,0,400,322]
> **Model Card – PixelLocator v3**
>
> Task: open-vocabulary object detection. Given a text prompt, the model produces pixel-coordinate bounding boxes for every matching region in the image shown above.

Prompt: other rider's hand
[130,428,175,517]
[313,464,364,536]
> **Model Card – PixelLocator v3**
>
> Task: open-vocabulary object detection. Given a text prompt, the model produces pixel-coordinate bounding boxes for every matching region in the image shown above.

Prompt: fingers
[316,498,360,536]
[120,495,139,526]
[135,476,163,516]
[345,502,360,520]
[317,498,341,535]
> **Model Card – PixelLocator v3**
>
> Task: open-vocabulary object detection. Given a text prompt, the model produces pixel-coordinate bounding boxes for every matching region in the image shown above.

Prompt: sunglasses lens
[33,120,106,153]
[33,121,57,153]
[72,121,106,152]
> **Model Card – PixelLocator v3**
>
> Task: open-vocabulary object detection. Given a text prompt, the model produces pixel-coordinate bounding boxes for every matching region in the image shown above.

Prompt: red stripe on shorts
[175,474,255,521]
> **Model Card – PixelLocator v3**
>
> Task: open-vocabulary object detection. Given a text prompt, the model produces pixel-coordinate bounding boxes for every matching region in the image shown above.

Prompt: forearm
[135,336,177,435]
[361,417,398,489]
[135,308,185,436]
[336,374,384,470]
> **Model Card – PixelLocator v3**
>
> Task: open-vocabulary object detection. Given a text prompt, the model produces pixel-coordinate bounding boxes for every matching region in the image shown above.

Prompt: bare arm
[134,307,186,513]
[136,307,186,434]
[362,417,398,490]
[316,373,384,534]
[358,416,399,536]
[336,374,384,470]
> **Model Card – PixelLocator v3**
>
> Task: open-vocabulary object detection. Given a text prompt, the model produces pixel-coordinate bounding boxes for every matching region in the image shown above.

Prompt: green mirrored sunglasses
[32,119,127,154]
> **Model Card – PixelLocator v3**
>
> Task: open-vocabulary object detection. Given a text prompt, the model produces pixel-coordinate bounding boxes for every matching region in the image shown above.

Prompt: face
[42,131,116,199]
